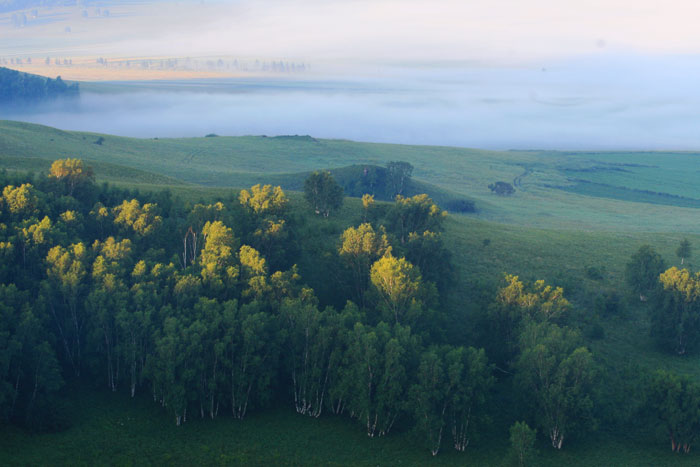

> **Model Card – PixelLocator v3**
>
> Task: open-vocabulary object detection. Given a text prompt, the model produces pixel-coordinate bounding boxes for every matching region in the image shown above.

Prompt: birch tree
[223,300,279,419]
[346,322,415,437]
[339,223,389,306]
[515,321,595,449]
[280,297,339,417]
[647,370,700,453]
[45,243,89,375]
[370,252,423,324]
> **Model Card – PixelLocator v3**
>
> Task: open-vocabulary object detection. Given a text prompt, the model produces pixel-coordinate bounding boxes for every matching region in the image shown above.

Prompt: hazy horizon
[2,0,700,149]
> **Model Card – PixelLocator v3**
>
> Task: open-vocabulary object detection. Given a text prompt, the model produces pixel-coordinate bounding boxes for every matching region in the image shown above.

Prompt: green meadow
[1,120,698,231]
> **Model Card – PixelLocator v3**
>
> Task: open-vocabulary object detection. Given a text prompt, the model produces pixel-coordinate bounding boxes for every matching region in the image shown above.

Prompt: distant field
[0,120,698,232]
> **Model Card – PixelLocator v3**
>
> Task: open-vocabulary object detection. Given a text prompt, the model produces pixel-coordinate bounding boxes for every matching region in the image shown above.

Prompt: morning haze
[2,2,700,466]
[2,0,700,149]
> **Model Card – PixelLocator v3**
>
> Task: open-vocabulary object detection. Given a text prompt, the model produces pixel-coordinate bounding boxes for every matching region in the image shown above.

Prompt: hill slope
[0,120,699,232]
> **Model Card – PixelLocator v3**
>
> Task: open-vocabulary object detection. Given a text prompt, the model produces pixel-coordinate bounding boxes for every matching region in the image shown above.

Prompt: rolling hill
[1,120,699,232]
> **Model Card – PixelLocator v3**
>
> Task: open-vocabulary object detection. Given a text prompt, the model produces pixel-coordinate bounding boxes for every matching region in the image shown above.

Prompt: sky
[181,0,700,64]
[3,0,700,65]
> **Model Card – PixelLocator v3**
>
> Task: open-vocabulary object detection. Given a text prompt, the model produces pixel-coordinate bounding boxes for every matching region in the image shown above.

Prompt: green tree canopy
[304,170,344,217]
[239,184,288,215]
[647,370,700,453]
[625,245,666,300]
[48,158,94,197]
[386,161,413,197]
[113,199,163,236]
[651,267,700,355]
[339,223,390,306]
[370,252,423,324]
[515,321,596,450]
[388,194,446,244]
[2,183,39,216]
[676,239,692,265]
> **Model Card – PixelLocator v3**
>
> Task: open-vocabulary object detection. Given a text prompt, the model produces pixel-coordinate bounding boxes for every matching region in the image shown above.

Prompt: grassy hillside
[2,121,700,465]
[1,120,699,232]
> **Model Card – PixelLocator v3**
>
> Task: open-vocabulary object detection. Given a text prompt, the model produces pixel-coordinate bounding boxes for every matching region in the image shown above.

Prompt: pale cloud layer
[125,0,700,62]
[3,0,700,64]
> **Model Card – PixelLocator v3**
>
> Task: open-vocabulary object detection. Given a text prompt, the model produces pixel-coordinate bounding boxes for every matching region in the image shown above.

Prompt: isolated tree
[515,321,595,450]
[677,239,692,265]
[647,370,700,453]
[48,158,94,197]
[386,161,413,197]
[488,181,515,196]
[304,171,343,217]
[625,245,666,300]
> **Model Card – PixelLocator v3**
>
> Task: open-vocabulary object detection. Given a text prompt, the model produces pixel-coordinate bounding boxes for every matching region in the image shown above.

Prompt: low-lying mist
[3,56,700,150]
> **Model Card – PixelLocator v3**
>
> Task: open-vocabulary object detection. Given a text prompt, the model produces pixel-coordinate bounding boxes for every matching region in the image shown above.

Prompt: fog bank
[4,57,700,150]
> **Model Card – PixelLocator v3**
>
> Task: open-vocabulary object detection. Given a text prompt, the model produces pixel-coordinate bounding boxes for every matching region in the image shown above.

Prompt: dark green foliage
[0,67,79,107]
[515,321,596,449]
[585,265,605,280]
[593,289,625,317]
[386,161,413,197]
[303,170,344,217]
[0,285,63,429]
[625,245,666,299]
[387,193,446,244]
[647,370,700,453]
[0,158,661,463]
[651,267,700,355]
[485,275,570,367]
[410,345,493,455]
[677,239,692,265]
[488,181,515,196]
[322,164,474,212]
[344,322,417,437]
[509,421,537,467]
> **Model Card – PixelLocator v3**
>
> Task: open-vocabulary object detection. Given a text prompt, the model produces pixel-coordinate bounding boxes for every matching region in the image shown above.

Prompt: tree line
[0,67,79,107]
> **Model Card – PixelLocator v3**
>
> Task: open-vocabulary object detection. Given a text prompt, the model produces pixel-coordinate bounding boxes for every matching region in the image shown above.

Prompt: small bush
[586,266,605,280]
[509,421,537,467]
